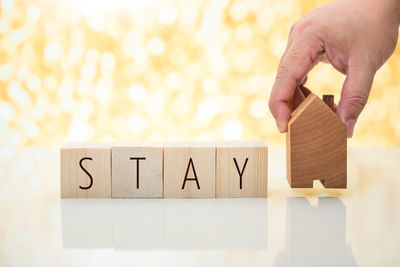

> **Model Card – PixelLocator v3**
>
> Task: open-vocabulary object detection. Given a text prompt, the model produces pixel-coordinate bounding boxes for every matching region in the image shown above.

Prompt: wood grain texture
[112,141,164,198]
[286,93,347,188]
[61,142,112,198]
[164,142,215,198]
[216,141,268,198]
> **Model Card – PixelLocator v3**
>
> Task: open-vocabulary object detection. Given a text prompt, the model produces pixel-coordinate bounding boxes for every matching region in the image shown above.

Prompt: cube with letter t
[164,142,215,198]
[60,142,112,198]
[112,141,164,198]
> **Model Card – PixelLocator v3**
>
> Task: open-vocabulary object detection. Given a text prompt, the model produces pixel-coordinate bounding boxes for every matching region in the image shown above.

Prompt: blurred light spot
[128,83,147,103]
[147,37,165,56]
[221,119,243,140]
[86,49,100,63]
[43,75,58,91]
[16,117,40,138]
[44,43,62,61]
[146,94,164,115]
[0,103,15,123]
[195,98,219,123]
[249,98,267,118]
[7,82,31,108]
[157,6,177,26]
[165,72,183,91]
[128,115,146,134]
[94,78,113,104]
[235,23,253,43]
[257,8,275,32]
[59,76,75,98]
[9,29,24,45]
[0,19,9,34]
[81,62,97,80]
[16,66,30,81]
[202,76,220,95]
[229,2,247,21]
[170,94,190,118]
[67,118,93,141]
[27,5,41,22]
[26,75,41,92]
[131,45,148,63]
[0,63,14,82]
[101,52,116,71]
[1,0,13,13]
[233,50,255,73]
[6,128,21,146]
[76,78,92,96]
[271,37,286,57]
[31,99,47,120]
[67,44,84,66]
[75,100,94,120]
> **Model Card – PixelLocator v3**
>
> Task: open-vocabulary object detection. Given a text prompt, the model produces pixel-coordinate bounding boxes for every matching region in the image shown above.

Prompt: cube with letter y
[216,141,268,197]
[164,142,216,198]
[61,142,112,198]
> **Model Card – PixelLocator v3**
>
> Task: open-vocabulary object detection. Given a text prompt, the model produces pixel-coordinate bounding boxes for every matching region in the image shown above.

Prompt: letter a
[181,158,200,190]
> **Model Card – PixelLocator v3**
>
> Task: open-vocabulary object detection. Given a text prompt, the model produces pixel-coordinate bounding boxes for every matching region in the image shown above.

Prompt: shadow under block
[112,142,164,198]
[286,93,347,188]
[216,141,268,197]
[164,142,216,198]
[61,142,112,198]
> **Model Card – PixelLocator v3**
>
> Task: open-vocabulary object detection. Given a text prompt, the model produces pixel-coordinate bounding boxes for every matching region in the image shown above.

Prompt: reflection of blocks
[61,199,112,248]
[286,93,347,188]
[112,142,164,198]
[61,142,112,198]
[216,199,267,249]
[274,197,356,267]
[164,142,216,198]
[164,199,217,249]
[111,199,163,250]
[216,141,268,197]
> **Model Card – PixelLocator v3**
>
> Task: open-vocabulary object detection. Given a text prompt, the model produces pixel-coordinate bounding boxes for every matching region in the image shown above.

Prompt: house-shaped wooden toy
[286,93,347,188]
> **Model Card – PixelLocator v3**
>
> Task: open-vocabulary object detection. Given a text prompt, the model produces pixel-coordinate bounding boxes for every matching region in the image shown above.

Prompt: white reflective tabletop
[0,147,399,266]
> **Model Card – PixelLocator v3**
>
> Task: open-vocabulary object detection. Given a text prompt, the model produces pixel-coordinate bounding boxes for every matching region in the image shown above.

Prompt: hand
[268,0,400,137]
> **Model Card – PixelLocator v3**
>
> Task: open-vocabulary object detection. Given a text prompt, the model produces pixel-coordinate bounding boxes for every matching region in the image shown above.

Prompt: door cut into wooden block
[112,141,164,198]
[61,142,112,198]
[164,142,215,198]
[216,141,268,197]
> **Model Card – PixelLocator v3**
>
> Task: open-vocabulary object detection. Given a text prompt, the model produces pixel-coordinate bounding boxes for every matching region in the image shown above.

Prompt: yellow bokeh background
[0,0,399,146]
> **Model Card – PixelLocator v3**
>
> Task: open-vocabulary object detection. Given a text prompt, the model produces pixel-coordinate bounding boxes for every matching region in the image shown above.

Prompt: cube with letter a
[164,142,215,198]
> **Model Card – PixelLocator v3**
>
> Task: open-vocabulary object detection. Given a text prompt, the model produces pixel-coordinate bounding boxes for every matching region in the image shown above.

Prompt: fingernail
[276,120,287,133]
[346,119,356,138]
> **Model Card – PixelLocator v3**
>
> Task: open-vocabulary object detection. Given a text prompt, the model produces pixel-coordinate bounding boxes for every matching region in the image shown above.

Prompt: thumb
[337,65,375,138]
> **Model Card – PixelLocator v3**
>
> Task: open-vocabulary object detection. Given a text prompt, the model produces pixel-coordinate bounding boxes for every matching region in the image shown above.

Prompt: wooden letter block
[61,142,112,198]
[164,142,215,198]
[216,141,268,197]
[112,141,164,198]
[286,93,347,188]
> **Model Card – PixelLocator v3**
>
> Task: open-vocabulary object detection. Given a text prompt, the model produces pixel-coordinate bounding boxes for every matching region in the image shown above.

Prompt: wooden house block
[216,141,268,197]
[164,142,216,198]
[61,142,112,198]
[112,141,164,198]
[286,93,347,188]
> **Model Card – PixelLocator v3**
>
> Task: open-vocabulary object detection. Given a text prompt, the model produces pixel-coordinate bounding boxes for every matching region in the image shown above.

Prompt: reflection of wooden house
[286,93,347,188]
